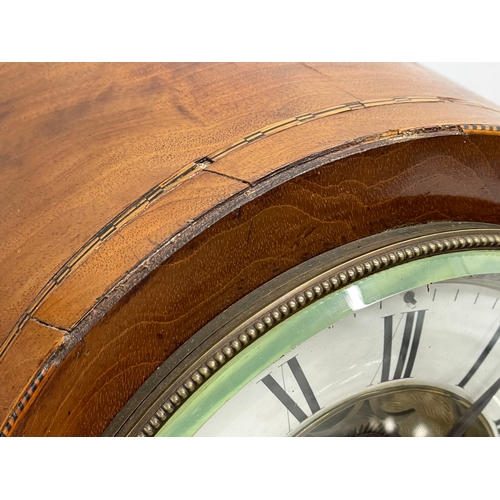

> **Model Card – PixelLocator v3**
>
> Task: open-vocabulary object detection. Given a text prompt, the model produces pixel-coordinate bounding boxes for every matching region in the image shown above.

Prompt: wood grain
[1,63,497,344]
[0,320,59,425]
[34,171,245,330]
[2,63,500,435]
[12,134,500,436]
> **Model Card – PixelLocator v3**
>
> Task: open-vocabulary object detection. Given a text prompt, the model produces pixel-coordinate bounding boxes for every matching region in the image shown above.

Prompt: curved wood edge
[2,122,500,436]
[2,61,500,435]
[10,131,500,436]
[7,62,473,346]
[3,96,500,351]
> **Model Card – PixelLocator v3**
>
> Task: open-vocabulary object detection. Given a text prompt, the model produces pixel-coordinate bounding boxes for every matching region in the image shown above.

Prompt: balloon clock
[1,63,500,437]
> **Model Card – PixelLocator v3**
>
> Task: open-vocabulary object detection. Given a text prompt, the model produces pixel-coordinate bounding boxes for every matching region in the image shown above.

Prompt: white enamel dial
[195,277,500,436]
[152,246,500,437]
[123,229,500,439]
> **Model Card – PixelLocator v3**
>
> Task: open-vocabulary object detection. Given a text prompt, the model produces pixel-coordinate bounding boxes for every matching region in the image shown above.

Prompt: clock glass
[105,224,500,437]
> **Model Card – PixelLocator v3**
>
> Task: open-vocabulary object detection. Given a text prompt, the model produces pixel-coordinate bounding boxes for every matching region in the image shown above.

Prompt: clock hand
[446,374,500,437]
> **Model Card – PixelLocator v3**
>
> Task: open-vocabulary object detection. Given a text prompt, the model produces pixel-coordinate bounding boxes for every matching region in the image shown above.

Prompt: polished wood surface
[1,63,500,435]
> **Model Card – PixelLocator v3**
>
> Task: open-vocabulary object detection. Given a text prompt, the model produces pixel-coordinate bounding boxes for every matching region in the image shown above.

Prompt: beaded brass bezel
[103,222,500,437]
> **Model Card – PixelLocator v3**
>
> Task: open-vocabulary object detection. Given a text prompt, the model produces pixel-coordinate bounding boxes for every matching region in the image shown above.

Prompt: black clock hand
[446,375,500,437]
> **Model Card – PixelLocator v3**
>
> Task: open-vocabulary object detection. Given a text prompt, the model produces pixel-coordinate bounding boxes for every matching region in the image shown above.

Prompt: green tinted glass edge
[157,250,500,436]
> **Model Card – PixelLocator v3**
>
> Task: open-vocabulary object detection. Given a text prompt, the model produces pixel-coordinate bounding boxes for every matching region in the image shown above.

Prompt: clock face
[191,275,500,437]
[105,224,500,437]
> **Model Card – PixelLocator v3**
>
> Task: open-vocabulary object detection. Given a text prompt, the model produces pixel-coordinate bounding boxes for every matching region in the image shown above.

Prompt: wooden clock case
[1,63,500,436]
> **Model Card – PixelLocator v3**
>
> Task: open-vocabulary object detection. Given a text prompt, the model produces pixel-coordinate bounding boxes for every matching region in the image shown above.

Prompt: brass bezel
[104,222,500,437]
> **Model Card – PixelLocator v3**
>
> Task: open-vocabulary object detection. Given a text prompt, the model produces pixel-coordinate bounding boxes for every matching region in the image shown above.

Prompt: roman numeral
[261,356,320,423]
[458,324,500,388]
[381,310,426,382]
